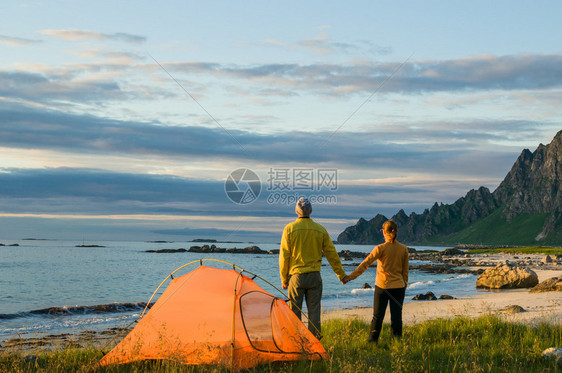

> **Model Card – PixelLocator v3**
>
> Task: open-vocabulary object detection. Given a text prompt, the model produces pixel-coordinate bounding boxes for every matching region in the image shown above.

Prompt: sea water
[0,239,479,341]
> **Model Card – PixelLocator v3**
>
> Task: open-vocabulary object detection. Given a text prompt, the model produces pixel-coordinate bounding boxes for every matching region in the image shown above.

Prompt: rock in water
[361,283,372,289]
[442,248,463,256]
[476,264,539,289]
[530,276,562,293]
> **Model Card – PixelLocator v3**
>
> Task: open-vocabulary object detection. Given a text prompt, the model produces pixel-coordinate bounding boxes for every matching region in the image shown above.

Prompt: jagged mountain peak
[338,130,562,245]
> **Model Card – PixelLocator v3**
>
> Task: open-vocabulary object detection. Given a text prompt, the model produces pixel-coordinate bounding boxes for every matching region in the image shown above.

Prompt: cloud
[4,52,561,115]
[257,35,391,58]
[165,53,562,95]
[0,70,132,104]
[151,227,275,240]
[298,36,358,55]
[0,34,41,46]
[0,99,530,178]
[41,29,146,44]
[69,48,145,64]
[0,166,492,222]
[0,167,225,215]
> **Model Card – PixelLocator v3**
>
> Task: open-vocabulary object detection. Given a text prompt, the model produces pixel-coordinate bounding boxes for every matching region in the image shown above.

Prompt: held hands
[341,275,351,285]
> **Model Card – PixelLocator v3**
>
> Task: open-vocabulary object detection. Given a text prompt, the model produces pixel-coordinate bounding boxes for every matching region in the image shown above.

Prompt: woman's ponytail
[383,220,398,243]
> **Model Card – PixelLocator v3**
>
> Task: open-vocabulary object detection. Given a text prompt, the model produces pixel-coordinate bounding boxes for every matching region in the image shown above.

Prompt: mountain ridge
[337,130,562,245]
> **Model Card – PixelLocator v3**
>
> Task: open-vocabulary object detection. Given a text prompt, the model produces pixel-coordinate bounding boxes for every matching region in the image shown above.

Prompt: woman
[342,220,409,343]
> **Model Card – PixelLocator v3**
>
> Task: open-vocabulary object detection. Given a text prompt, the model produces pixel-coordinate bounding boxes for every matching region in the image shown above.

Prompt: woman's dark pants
[369,285,406,342]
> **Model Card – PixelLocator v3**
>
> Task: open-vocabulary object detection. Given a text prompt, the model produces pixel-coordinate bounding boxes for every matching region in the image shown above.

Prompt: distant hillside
[337,130,562,245]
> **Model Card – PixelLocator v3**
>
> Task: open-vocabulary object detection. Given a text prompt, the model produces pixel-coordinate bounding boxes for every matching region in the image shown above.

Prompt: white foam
[350,288,375,295]
[409,280,435,289]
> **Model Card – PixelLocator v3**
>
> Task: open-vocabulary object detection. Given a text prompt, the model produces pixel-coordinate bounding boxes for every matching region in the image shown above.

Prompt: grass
[426,208,554,246]
[466,246,562,255]
[1,315,561,372]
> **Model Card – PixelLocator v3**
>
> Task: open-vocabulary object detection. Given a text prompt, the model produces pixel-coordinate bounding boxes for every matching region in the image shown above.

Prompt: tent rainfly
[98,260,328,370]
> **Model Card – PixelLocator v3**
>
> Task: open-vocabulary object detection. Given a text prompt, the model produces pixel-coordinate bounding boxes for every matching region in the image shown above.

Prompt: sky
[1,1,561,242]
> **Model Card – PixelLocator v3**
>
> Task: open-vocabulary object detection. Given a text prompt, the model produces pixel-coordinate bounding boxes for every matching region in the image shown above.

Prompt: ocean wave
[350,288,375,295]
[409,280,435,289]
[0,302,150,321]
[454,273,473,279]
[0,313,137,336]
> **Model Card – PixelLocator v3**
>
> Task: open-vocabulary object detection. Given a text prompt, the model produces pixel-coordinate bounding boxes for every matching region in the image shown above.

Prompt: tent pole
[231,270,243,371]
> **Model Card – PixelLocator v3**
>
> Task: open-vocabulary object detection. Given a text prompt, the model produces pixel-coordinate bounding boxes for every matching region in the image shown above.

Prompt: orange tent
[98,260,327,370]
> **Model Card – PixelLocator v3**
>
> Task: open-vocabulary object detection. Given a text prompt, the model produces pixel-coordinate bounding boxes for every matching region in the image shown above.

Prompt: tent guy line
[147,52,249,156]
[319,52,414,149]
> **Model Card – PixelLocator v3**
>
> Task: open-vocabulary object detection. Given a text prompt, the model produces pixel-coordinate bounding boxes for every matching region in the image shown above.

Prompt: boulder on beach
[541,255,553,264]
[529,276,562,293]
[476,264,539,289]
[500,305,526,314]
[542,348,562,365]
[439,294,455,299]
[412,291,437,301]
[24,355,39,364]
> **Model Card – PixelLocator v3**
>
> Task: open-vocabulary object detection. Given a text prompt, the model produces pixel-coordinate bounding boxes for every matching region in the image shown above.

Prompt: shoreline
[2,262,560,354]
[324,268,562,326]
[4,286,560,353]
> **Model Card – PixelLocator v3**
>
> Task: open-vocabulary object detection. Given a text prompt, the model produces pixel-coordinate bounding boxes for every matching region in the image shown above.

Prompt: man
[279,197,346,338]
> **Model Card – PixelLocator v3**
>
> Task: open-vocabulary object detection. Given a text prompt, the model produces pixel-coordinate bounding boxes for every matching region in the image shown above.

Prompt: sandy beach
[324,268,562,326]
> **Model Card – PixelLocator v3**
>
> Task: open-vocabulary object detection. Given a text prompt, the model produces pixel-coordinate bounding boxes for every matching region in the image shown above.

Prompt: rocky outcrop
[338,250,369,259]
[412,292,437,300]
[197,245,267,254]
[147,245,269,254]
[146,248,187,253]
[494,130,562,241]
[529,276,562,293]
[442,248,464,256]
[337,215,386,244]
[338,186,498,244]
[476,264,539,289]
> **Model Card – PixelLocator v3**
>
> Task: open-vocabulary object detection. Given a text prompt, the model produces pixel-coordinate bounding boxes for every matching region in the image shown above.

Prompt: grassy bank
[425,208,561,246]
[466,246,562,255]
[1,315,560,372]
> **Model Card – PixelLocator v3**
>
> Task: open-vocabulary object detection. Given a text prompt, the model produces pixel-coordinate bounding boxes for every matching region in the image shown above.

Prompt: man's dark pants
[288,271,323,338]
